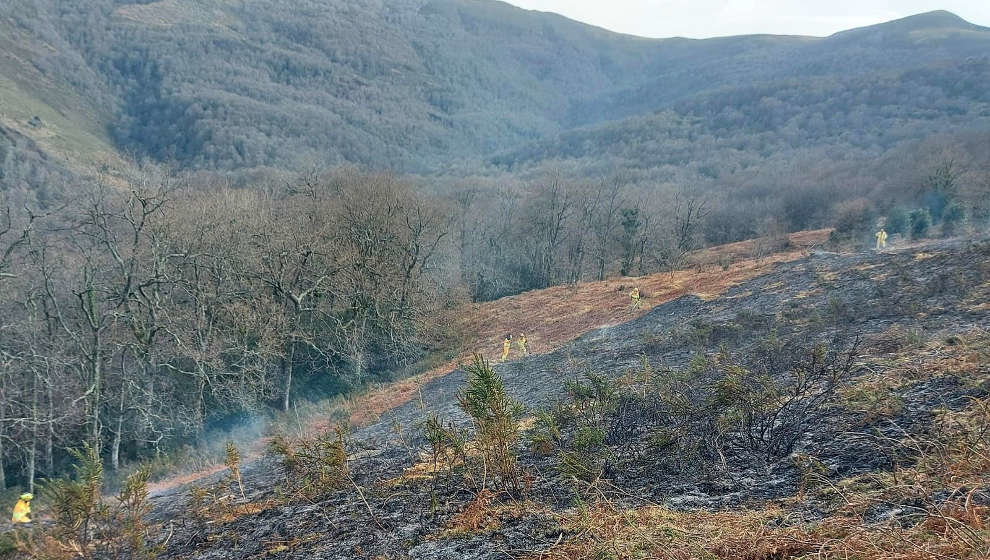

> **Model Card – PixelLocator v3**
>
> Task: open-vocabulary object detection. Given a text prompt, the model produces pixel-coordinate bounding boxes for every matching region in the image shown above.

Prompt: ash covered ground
[151,238,990,559]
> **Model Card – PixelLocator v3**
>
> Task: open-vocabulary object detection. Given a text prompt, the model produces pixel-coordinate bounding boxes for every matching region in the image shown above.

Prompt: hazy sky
[504,1,990,39]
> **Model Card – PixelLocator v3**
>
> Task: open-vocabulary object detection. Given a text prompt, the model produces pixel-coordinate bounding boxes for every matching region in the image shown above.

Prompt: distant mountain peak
[896,10,977,28]
[834,10,985,38]
[822,9,990,47]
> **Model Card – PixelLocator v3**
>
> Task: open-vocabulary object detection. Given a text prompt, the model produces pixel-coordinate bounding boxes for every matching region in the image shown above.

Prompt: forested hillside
[2,0,660,174]
[1,2,988,181]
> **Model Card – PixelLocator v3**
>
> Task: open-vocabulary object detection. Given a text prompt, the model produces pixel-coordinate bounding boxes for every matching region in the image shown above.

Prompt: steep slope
[146,236,990,559]
[137,230,832,491]
[342,229,832,428]
[2,3,988,175]
[17,0,664,171]
[0,9,122,196]
[495,11,990,178]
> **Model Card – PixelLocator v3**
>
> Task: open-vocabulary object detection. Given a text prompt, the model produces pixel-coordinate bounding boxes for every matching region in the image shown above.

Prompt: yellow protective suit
[501,337,511,362]
[517,334,528,356]
[11,493,32,523]
[630,288,641,309]
[875,230,887,250]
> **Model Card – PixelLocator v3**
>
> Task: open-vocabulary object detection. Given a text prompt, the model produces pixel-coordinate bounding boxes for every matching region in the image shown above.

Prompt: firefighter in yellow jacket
[11,492,32,523]
[875,229,888,250]
[517,333,528,356]
[630,287,642,309]
[500,334,512,362]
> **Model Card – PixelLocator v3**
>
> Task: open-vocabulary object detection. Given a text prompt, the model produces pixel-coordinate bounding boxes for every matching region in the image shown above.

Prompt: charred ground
[84,239,990,558]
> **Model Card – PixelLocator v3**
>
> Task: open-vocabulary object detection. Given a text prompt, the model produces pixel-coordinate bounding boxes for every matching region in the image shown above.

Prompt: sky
[504,1,990,39]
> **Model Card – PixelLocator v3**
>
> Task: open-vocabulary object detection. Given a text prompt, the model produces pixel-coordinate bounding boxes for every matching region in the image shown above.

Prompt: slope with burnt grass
[313,229,831,432]
[116,233,990,560]
[125,229,829,501]
[7,234,986,559]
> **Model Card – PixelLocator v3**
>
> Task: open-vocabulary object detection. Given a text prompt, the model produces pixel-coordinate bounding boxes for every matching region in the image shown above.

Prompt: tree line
[0,168,454,490]
[446,174,715,301]
[1,147,988,489]
[0,163,730,488]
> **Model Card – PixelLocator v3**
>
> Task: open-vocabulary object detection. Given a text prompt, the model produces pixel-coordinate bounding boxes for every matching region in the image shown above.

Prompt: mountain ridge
[0,3,987,190]
[833,9,987,36]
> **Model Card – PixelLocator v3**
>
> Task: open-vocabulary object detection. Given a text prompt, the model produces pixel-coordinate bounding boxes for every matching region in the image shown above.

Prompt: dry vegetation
[341,328,986,560]
[2,6,989,558]
[534,397,988,560]
[13,445,163,560]
[530,330,990,560]
[339,229,830,430]
[4,212,987,559]
[120,226,825,500]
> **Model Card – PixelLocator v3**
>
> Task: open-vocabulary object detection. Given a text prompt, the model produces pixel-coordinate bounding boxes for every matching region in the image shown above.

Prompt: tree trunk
[281,344,294,413]
[196,377,207,446]
[90,334,102,449]
[26,442,35,493]
[0,427,6,491]
[46,380,54,475]
[28,372,38,492]
[111,364,128,471]
[111,415,122,471]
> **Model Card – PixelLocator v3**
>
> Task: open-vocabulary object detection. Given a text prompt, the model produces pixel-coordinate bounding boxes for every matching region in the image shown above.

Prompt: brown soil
[347,229,831,427]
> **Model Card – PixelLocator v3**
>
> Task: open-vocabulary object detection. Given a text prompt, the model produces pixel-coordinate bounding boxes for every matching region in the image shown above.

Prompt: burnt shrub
[533,333,861,488]
[269,428,349,496]
[653,334,861,469]
[734,334,860,461]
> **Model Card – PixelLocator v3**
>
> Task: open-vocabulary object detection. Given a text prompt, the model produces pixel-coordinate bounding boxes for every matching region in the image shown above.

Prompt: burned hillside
[97,237,989,560]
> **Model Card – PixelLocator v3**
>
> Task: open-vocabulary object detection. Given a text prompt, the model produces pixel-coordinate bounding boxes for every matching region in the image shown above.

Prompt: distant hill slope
[1,3,988,179]
[567,10,990,125]
[0,6,124,196]
[493,57,990,174]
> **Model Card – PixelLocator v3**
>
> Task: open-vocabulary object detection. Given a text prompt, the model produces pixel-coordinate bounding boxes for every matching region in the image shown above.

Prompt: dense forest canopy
[2,3,988,247]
